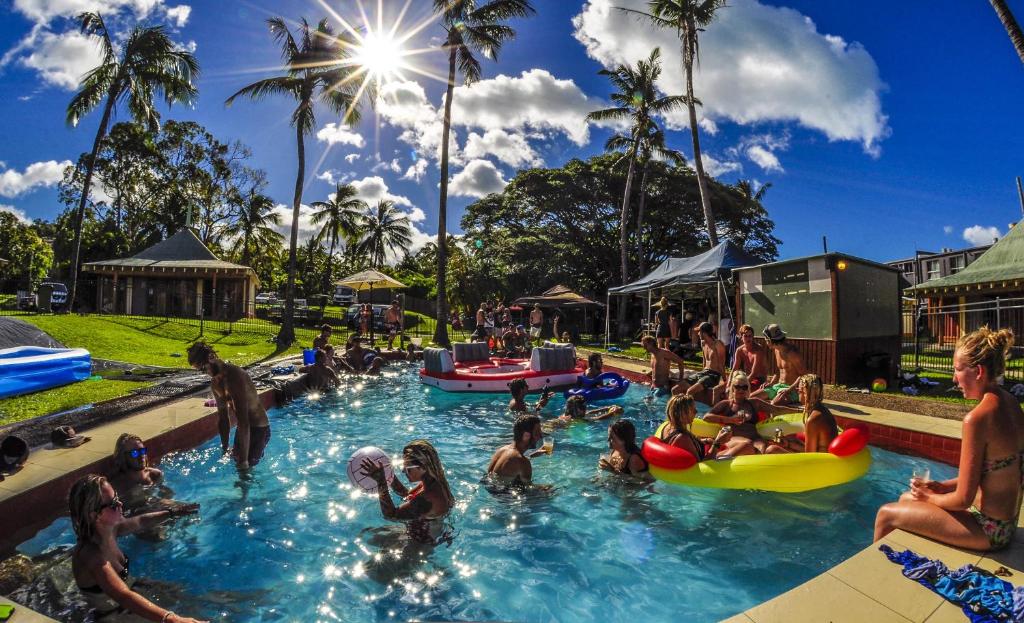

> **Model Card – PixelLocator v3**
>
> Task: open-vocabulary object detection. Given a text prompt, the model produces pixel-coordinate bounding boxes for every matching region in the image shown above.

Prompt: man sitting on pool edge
[486,414,547,486]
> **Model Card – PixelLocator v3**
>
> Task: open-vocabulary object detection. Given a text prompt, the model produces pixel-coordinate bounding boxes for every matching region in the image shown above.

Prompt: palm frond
[225,77,301,106]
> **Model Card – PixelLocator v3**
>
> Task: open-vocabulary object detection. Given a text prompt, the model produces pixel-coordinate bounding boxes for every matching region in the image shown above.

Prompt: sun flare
[352,31,407,82]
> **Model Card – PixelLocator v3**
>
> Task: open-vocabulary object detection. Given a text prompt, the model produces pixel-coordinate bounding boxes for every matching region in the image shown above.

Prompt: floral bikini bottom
[968,506,1017,550]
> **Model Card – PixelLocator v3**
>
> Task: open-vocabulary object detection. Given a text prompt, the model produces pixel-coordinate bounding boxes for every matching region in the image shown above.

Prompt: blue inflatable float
[0,346,92,399]
[565,371,630,402]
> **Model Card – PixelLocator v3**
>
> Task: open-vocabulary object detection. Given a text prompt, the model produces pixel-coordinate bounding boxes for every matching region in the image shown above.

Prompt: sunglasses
[99,494,123,512]
[127,447,147,458]
[403,461,422,474]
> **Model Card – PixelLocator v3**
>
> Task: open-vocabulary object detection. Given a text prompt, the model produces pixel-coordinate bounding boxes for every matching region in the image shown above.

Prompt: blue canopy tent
[604,240,761,346]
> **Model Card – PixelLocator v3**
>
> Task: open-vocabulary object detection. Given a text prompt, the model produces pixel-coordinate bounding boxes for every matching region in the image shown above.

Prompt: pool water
[14,363,956,622]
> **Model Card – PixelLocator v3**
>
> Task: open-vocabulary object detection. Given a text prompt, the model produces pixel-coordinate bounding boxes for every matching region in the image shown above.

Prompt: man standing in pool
[753,324,807,406]
[509,378,552,413]
[641,335,687,393]
[187,342,271,471]
[486,414,546,485]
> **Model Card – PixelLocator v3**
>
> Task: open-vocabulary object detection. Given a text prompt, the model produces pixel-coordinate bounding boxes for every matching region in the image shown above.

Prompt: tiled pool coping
[0,354,1009,623]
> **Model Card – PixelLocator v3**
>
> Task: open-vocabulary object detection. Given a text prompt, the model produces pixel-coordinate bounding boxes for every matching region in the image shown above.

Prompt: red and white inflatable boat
[419,343,582,393]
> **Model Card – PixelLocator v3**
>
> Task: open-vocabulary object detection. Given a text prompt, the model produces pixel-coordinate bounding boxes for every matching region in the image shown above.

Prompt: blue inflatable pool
[565,371,630,402]
[0,346,92,399]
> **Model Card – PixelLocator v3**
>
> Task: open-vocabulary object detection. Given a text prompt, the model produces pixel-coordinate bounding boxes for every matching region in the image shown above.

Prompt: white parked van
[333,285,355,305]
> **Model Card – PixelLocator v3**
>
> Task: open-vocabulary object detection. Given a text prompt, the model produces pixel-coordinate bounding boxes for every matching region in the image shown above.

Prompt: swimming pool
[12,362,956,622]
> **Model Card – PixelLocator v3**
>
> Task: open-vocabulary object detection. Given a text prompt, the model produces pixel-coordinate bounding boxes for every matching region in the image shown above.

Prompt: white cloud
[745,145,782,172]
[0,204,31,224]
[0,159,71,197]
[943,225,954,235]
[372,158,402,174]
[692,153,741,178]
[12,0,165,23]
[344,153,360,164]
[449,159,508,198]
[350,175,413,208]
[316,170,353,186]
[699,118,718,135]
[402,159,428,182]
[271,203,318,244]
[463,129,542,168]
[165,5,191,27]
[963,225,1001,246]
[316,123,365,148]
[16,29,104,89]
[377,81,448,163]
[405,207,426,223]
[573,0,890,154]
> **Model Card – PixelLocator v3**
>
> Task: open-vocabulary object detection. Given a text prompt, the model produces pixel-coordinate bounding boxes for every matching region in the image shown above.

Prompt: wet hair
[798,373,824,415]
[610,419,641,455]
[69,474,107,545]
[728,371,751,399]
[509,378,529,396]
[641,336,657,349]
[320,324,332,333]
[186,341,217,368]
[113,433,144,473]
[314,349,328,365]
[698,322,715,337]
[514,414,541,442]
[665,394,697,432]
[565,395,587,419]
[403,440,454,507]
[956,326,1014,379]
[588,352,603,368]
[738,324,754,336]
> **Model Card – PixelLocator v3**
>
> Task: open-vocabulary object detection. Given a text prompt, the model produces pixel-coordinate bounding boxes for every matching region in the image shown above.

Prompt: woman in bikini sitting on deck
[874,327,1024,551]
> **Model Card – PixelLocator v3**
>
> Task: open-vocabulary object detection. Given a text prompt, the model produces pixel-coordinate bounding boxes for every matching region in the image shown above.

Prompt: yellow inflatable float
[642,417,872,493]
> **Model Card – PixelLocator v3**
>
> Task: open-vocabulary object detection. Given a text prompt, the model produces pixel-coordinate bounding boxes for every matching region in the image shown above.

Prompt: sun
[352,31,407,82]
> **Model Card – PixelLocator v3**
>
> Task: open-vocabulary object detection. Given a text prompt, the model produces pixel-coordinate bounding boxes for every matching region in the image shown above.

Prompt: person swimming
[486,414,547,486]
[509,378,552,413]
[551,395,624,426]
[599,419,651,479]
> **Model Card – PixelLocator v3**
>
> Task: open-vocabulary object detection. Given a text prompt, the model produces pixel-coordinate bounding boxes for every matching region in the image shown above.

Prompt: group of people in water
[60,306,1024,622]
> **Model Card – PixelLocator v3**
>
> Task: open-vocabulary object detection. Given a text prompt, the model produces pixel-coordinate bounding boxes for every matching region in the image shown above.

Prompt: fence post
[996,297,1002,328]
[199,293,205,337]
[913,302,921,371]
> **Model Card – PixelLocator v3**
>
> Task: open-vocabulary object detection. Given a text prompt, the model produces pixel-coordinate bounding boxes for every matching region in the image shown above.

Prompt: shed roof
[83,229,257,283]
[909,223,1024,294]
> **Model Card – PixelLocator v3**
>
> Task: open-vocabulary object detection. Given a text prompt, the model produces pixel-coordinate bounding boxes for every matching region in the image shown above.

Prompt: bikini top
[79,555,130,593]
[660,427,707,461]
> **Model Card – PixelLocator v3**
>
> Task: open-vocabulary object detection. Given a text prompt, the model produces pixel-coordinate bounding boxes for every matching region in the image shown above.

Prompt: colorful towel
[879,544,1024,622]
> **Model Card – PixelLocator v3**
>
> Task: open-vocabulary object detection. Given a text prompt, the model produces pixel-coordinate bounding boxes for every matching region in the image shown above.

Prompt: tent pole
[647,289,652,335]
[716,279,721,335]
[605,292,610,349]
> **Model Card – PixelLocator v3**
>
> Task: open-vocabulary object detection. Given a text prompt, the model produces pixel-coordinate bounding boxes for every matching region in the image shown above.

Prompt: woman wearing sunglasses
[69,474,207,622]
[360,440,456,545]
[109,433,198,518]
[703,371,799,455]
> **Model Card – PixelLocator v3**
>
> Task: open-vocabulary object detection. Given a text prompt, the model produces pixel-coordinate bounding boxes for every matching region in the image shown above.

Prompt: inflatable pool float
[420,343,581,393]
[0,346,92,399]
[641,420,871,493]
[565,372,630,402]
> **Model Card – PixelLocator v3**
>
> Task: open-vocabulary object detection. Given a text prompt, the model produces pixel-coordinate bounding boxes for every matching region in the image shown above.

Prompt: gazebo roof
[513,284,603,308]
[83,228,257,283]
[910,223,1024,295]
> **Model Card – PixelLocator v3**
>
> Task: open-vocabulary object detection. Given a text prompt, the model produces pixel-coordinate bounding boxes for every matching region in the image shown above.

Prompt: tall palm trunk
[615,139,639,340]
[991,0,1024,65]
[68,94,116,311]
[682,21,718,246]
[323,231,337,298]
[635,159,650,277]
[433,44,457,348]
[280,121,305,346]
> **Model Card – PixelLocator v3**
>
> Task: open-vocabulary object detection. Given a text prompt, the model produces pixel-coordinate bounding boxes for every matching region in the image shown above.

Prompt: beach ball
[347,446,394,493]
[871,378,888,392]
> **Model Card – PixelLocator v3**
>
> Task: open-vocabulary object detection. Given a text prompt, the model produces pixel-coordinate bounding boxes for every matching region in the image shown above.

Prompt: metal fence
[902,297,1024,382]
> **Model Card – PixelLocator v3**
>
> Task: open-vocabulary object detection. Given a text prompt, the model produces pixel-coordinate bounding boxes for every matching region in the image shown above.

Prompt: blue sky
[1,0,1022,265]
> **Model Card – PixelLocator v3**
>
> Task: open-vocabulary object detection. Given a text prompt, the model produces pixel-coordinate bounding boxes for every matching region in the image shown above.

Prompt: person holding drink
[874,327,1024,550]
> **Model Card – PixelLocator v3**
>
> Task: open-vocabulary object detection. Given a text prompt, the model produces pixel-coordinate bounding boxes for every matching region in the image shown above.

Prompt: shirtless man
[675,322,727,405]
[529,305,544,345]
[508,378,551,413]
[344,336,369,372]
[754,324,807,406]
[298,349,340,390]
[384,300,403,350]
[312,324,332,350]
[485,414,545,485]
[188,342,271,470]
[641,335,687,393]
[731,324,768,390]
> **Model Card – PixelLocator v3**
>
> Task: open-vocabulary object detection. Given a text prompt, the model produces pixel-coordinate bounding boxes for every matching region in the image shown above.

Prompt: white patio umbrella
[335,270,408,345]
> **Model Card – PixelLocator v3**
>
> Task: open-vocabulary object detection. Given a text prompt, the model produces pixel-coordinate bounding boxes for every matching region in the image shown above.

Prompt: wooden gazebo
[83,229,259,319]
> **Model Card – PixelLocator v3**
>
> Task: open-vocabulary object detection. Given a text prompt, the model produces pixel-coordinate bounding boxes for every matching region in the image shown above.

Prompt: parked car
[333,285,356,306]
[18,282,68,311]
[255,292,278,305]
[344,304,390,332]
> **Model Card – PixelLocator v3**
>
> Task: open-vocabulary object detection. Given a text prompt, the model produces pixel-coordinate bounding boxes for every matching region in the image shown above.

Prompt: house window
[950,255,965,274]
[926,260,941,281]
[902,263,914,275]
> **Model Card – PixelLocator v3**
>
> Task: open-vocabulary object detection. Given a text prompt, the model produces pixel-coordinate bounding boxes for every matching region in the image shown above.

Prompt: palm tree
[65,12,199,310]
[633,127,684,276]
[225,191,282,267]
[626,0,727,246]
[431,0,536,347]
[588,48,684,337]
[310,183,366,295]
[991,0,1024,65]
[357,200,413,268]
[226,18,363,346]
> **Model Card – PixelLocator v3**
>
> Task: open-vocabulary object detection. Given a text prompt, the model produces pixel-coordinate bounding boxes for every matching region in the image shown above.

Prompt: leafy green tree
[630,126,684,276]
[0,212,53,294]
[65,12,199,310]
[431,0,536,347]
[225,190,282,268]
[626,0,727,246]
[310,183,366,294]
[357,200,413,268]
[226,17,363,346]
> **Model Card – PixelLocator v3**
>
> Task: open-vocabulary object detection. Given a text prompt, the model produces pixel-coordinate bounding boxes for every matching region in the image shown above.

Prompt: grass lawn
[0,378,151,425]
[20,315,308,367]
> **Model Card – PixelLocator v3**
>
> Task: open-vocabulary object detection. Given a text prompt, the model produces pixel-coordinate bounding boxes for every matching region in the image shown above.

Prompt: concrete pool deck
[0,353,1016,623]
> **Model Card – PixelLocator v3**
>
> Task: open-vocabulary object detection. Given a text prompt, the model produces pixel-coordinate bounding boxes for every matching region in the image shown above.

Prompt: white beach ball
[347,446,394,493]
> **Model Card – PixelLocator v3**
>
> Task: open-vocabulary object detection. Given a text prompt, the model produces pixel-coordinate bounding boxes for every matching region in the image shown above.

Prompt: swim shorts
[764,382,799,403]
[234,425,271,466]
[685,369,721,390]
[530,325,541,338]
